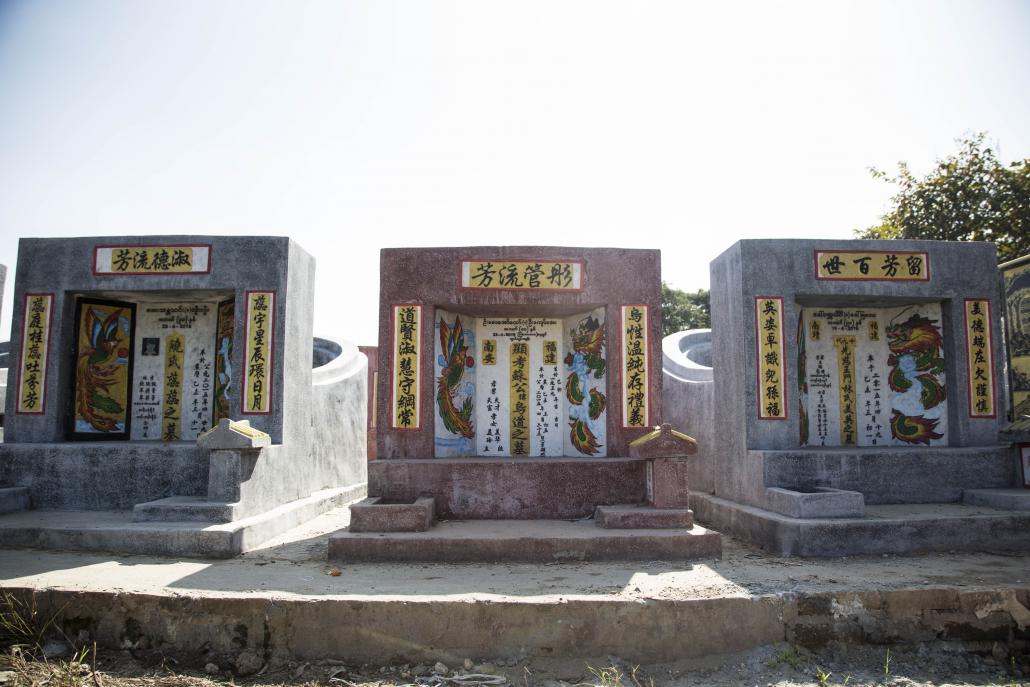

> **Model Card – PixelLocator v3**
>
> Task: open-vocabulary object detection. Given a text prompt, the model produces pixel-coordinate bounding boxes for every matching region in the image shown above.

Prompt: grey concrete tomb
[0,236,367,558]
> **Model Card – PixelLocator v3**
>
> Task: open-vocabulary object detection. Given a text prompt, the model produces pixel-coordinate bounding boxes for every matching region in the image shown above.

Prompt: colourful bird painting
[75,306,130,433]
[436,315,474,439]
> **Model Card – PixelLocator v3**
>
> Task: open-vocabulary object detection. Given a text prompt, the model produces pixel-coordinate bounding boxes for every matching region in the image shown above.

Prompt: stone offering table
[595,423,709,533]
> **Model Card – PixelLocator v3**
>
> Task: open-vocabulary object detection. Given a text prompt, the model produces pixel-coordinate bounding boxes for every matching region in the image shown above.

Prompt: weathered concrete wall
[310,337,368,495]
[761,445,1015,504]
[662,329,715,494]
[0,443,207,509]
[1,585,1026,667]
[369,457,645,519]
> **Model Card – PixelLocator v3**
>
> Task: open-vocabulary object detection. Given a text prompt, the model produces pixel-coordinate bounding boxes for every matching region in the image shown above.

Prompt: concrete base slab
[0,486,30,514]
[133,496,237,523]
[349,496,435,532]
[694,493,1030,556]
[330,518,722,563]
[765,486,865,518]
[0,484,365,558]
[594,504,694,529]
[963,488,1030,511]
[1,511,1029,667]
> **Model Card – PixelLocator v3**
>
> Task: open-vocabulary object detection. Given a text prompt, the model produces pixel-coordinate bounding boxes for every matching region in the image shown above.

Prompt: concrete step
[0,487,30,514]
[330,518,722,563]
[133,496,238,523]
[0,484,366,558]
[694,494,1030,557]
[963,488,1030,511]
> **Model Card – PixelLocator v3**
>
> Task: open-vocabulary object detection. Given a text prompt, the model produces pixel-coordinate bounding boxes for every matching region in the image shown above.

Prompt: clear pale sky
[0,0,1027,345]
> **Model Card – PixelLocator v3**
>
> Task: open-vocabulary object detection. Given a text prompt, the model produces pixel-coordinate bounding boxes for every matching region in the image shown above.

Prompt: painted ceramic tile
[434,310,476,456]
[564,308,607,456]
[73,299,135,437]
[129,302,219,441]
[800,304,947,447]
[473,317,563,457]
[213,298,234,425]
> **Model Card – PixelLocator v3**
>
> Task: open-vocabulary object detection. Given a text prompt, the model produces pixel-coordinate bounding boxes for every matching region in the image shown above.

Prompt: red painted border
[963,298,997,419]
[240,290,275,415]
[14,292,55,415]
[813,250,931,282]
[92,243,213,275]
[754,296,788,420]
[390,303,422,431]
[619,303,651,429]
[458,259,586,292]
[1019,443,1030,489]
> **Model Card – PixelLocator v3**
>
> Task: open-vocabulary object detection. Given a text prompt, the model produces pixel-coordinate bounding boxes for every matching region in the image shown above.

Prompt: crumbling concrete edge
[0,585,1026,667]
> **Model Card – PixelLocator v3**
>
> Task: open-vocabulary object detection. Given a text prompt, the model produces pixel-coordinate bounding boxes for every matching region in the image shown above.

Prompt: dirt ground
[1,641,1028,687]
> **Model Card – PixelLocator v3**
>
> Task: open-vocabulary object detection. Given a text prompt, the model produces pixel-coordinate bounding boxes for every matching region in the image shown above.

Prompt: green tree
[856,132,1030,263]
[661,282,710,336]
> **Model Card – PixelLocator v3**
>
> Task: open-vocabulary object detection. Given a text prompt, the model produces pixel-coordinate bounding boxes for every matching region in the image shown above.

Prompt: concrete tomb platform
[329,517,722,563]
[694,494,1030,557]
[0,485,364,558]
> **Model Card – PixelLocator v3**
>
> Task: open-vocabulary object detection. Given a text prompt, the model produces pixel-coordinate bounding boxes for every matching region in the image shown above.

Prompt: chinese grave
[331,246,722,562]
[696,238,1029,556]
[0,236,368,557]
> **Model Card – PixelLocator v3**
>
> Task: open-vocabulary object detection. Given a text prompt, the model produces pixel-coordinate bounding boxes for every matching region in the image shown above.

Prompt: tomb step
[694,494,1030,557]
[962,489,1030,511]
[0,487,31,515]
[132,496,238,523]
[329,518,722,563]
